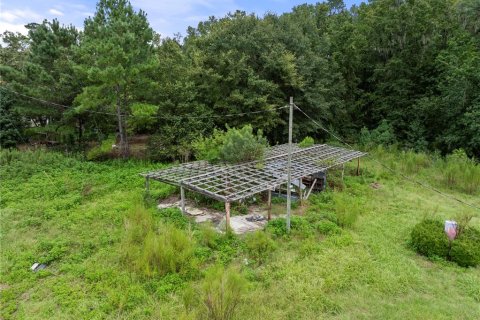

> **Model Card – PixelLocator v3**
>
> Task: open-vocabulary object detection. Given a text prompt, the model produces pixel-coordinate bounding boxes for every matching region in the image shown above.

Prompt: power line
[294,103,480,212]
[3,87,289,120]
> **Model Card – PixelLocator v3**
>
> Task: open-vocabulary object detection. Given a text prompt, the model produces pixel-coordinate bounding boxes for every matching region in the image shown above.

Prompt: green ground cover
[1,148,479,319]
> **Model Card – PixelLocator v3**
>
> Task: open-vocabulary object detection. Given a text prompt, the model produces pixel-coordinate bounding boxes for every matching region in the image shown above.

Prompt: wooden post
[225,202,231,232]
[298,178,303,206]
[267,189,272,220]
[180,185,186,214]
[356,158,360,176]
[145,176,150,195]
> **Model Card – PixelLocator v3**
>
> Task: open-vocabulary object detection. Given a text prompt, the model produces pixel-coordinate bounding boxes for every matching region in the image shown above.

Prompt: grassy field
[1,148,479,319]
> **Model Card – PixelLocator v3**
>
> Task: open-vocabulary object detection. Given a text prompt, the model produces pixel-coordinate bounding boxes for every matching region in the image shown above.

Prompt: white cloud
[0,9,42,23]
[131,0,240,37]
[48,8,64,16]
[0,8,43,34]
[0,21,27,34]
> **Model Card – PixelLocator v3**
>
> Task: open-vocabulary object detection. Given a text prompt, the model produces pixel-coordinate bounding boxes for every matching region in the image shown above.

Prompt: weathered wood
[180,185,186,214]
[143,143,366,203]
[305,178,317,200]
[298,178,303,206]
[225,202,231,232]
[267,189,272,220]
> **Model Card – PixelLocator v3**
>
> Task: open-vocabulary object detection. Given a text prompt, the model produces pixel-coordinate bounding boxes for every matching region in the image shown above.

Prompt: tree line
[1,0,479,159]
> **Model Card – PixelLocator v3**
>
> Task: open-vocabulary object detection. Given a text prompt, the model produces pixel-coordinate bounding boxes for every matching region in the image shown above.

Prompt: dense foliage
[193,125,267,163]
[1,0,479,158]
[411,219,480,267]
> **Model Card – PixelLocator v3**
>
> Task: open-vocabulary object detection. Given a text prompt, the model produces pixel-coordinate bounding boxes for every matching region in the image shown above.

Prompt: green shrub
[298,136,314,148]
[183,265,248,320]
[450,228,480,267]
[157,207,191,230]
[265,216,314,237]
[196,223,219,249]
[410,219,449,258]
[315,220,341,235]
[86,136,116,160]
[305,210,338,225]
[359,120,396,149]
[193,125,267,164]
[129,103,159,133]
[244,231,276,265]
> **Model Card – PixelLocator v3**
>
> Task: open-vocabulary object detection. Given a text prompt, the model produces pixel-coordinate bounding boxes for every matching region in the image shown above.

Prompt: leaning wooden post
[180,185,186,214]
[356,158,360,176]
[225,202,231,232]
[267,189,272,221]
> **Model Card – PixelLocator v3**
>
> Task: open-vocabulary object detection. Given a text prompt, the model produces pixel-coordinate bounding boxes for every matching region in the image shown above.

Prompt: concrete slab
[157,197,281,234]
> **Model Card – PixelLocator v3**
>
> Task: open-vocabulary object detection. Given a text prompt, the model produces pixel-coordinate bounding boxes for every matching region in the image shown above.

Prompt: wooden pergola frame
[142,143,366,229]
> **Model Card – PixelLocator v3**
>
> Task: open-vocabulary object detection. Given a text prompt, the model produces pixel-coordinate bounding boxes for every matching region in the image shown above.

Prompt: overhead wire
[293,103,480,211]
[2,87,289,120]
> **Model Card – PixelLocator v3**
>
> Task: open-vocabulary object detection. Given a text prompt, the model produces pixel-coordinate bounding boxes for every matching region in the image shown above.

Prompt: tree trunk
[115,85,129,158]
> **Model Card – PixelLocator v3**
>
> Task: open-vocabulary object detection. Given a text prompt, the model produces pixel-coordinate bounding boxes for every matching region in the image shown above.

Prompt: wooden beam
[267,189,272,221]
[180,185,186,214]
[305,178,317,200]
[299,178,303,206]
[225,202,231,232]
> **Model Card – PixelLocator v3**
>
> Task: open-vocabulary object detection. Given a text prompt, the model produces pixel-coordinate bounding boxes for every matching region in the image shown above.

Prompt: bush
[359,120,396,149]
[183,265,248,320]
[298,136,314,148]
[157,207,192,230]
[410,219,449,258]
[193,125,267,164]
[86,136,116,160]
[196,223,219,249]
[244,230,276,265]
[315,220,341,235]
[265,216,314,237]
[450,228,480,267]
[411,219,480,267]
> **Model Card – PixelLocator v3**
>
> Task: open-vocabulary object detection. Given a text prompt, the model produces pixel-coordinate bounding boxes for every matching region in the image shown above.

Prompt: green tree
[0,88,25,148]
[75,0,155,158]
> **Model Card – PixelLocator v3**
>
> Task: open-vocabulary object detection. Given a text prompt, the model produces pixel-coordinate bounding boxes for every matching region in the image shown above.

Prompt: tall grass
[183,265,248,320]
[438,150,480,195]
[123,206,197,277]
[333,192,363,228]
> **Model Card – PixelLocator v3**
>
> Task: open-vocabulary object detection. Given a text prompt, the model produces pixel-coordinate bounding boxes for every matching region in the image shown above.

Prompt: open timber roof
[143,144,366,202]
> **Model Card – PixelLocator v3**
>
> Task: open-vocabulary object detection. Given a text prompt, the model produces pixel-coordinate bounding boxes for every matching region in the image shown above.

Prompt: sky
[0,0,363,38]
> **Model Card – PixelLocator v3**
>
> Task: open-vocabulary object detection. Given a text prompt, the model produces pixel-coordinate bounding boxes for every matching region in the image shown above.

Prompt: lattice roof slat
[143,144,366,202]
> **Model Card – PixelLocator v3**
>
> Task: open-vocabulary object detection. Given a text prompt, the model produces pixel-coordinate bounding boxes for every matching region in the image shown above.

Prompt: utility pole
[286,97,293,232]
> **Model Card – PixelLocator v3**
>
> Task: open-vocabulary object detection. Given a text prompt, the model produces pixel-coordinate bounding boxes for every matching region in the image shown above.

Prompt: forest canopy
[1,0,479,159]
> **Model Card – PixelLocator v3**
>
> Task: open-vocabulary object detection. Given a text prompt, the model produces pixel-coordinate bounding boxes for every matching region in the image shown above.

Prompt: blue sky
[0,0,362,38]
